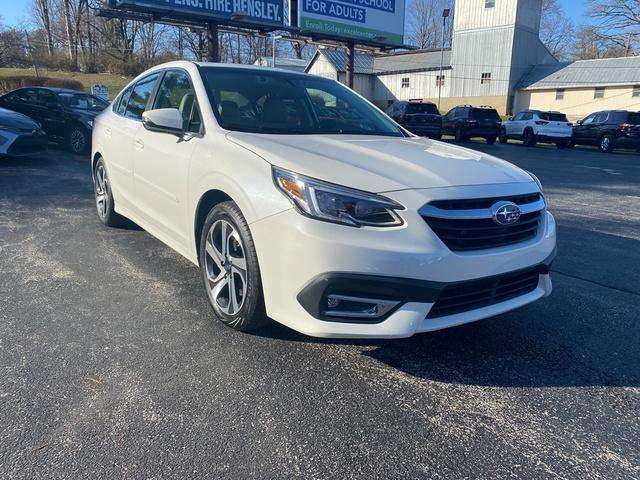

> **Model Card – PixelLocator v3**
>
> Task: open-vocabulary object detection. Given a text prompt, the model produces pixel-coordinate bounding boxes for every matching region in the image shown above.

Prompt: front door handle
[134,138,144,151]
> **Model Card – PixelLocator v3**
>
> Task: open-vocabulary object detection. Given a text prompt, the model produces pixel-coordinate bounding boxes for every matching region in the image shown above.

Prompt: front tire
[485,136,497,145]
[68,126,89,154]
[523,129,537,147]
[499,128,508,144]
[94,158,125,227]
[599,134,615,153]
[454,127,467,142]
[199,201,267,332]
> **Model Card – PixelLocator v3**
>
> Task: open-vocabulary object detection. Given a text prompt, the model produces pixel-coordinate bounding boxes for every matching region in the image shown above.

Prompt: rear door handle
[134,138,144,151]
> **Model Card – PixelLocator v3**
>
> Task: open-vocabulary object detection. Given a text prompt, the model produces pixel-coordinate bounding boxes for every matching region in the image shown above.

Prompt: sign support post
[346,42,355,89]
[207,21,219,62]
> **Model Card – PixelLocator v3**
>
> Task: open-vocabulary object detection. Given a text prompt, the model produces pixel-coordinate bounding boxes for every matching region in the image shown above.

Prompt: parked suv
[0,87,108,154]
[442,105,502,144]
[92,62,555,339]
[500,110,572,149]
[386,101,442,139]
[572,110,640,153]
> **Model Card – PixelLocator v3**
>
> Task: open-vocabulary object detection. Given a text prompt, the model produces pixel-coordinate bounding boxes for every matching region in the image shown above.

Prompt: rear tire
[199,201,267,332]
[454,127,467,143]
[93,158,125,227]
[523,129,537,147]
[599,134,615,153]
[499,128,508,144]
[485,136,497,145]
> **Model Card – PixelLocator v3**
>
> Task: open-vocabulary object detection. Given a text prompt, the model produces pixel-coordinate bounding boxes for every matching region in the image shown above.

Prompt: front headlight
[526,171,544,193]
[273,166,405,227]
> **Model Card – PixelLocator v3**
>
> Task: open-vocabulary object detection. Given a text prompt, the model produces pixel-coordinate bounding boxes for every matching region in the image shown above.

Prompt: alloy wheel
[94,164,109,219]
[70,129,86,153]
[600,137,611,151]
[204,219,248,316]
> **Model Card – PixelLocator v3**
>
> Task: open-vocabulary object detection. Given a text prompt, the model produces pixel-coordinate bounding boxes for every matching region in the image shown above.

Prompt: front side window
[38,90,60,108]
[512,113,523,121]
[125,73,160,121]
[59,93,108,111]
[153,70,201,133]
[581,113,597,125]
[199,68,404,137]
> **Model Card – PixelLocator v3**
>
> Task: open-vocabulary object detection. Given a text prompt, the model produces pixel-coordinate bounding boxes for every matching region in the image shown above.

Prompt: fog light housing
[323,294,400,320]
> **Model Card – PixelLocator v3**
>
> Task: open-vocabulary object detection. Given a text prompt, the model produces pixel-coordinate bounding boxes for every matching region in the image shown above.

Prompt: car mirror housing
[142,108,184,135]
[575,120,583,126]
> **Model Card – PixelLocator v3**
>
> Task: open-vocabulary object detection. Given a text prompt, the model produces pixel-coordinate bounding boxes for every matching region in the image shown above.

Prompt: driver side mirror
[142,108,184,135]
[508,116,513,121]
[575,120,583,126]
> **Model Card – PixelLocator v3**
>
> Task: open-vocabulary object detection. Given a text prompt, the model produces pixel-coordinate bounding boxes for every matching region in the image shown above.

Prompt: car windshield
[406,103,439,115]
[199,67,404,137]
[539,112,568,122]
[470,108,500,120]
[59,93,109,111]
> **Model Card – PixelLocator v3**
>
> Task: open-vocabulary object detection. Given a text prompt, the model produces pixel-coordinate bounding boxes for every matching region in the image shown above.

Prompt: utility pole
[345,41,355,89]
[438,8,450,112]
[207,21,219,62]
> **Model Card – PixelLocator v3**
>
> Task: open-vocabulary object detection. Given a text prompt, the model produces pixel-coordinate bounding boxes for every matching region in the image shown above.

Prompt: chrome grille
[427,266,542,319]
[421,193,545,252]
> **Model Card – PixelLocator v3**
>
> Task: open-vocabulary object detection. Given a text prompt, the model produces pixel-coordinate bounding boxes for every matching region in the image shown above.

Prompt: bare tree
[539,0,575,61]
[406,0,453,50]
[572,25,628,59]
[31,0,54,56]
[585,0,640,55]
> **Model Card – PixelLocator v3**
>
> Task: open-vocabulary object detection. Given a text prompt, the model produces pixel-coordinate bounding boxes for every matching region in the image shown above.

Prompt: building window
[481,73,491,85]
[594,87,605,99]
[436,75,445,87]
[485,0,495,8]
[556,89,565,100]
[633,85,640,97]
[401,77,410,88]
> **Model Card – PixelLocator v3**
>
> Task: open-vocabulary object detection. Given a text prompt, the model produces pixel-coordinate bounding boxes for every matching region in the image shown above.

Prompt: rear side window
[539,112,568,122]
[470,108,500,120]
[116,86,133,116]
[4,89,38,104]
[406,103,439,115]
[627,113,640,125]
[125,73,160,120]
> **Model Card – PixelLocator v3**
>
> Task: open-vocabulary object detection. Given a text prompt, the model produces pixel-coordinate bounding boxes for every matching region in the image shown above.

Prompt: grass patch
[0,68,133,99]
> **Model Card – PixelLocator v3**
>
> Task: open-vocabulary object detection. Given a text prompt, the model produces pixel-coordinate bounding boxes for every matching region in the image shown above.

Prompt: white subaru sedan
[92,61,556,339]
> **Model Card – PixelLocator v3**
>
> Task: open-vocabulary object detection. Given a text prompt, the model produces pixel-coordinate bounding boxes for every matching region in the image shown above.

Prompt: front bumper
[0,130,48,156]
[250,183,557,339]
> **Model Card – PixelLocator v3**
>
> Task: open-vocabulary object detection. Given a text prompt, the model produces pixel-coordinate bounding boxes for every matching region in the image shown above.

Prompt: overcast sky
[1,0,590,30]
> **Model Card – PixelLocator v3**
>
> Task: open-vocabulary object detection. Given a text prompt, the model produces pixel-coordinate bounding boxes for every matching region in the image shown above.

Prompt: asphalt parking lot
[1,140,639,479]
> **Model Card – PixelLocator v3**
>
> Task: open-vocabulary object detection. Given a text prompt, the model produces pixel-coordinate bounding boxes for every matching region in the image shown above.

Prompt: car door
[36,89,66,141]
[132,69,202,247]
[573,113,597,143]
[586,112,609,144]
[505,112,522,136]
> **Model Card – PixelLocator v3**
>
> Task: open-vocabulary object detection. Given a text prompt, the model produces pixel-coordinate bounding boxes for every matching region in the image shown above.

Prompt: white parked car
[92,61,556,339]
[500,110,572,149]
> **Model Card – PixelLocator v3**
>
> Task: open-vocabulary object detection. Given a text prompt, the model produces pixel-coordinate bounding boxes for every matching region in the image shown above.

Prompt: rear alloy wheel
[200,201,267,332]
[499,128,508,144]
[599,134,615,153]
[523,129,537,147]
[94,158,124,227]
[68,127,89,154]
[485,136,497,145]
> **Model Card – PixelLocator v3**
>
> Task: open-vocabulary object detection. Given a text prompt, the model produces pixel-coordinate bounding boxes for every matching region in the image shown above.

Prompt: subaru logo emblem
[492,201,521,225]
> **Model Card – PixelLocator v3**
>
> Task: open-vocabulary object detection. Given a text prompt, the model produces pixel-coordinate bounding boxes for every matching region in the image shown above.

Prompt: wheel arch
[194,189,234,261]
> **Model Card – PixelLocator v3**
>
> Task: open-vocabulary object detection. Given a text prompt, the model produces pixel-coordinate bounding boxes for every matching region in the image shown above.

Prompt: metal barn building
[305,0,640,117]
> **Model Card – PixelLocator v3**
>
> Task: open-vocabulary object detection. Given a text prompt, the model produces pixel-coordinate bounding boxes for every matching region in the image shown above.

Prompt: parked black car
[0,107,48,157]
[0,87,109,154]
[442,105,502,144]
[572,110,640,153]
[386,101,442,139]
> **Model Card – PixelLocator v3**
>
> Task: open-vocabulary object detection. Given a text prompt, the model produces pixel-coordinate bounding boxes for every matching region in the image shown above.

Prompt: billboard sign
[298,0,404,46]
[114,0,284,27]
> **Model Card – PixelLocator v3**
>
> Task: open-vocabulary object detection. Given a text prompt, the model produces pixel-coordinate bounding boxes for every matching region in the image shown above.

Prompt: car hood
[0,107,40,129]
[226,133,534,193]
